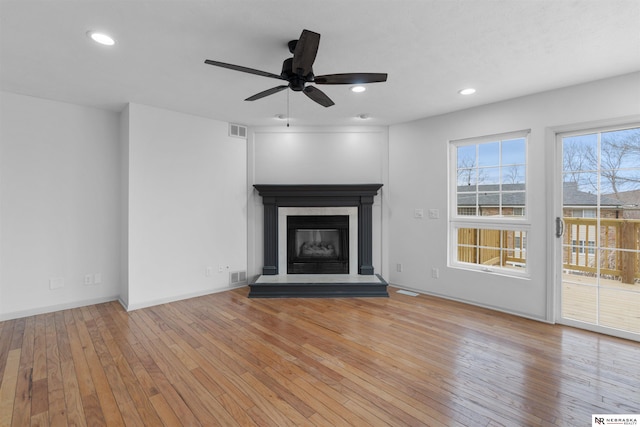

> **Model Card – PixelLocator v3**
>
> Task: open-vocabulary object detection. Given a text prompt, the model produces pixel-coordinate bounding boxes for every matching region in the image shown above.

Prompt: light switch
[414,209,424,219]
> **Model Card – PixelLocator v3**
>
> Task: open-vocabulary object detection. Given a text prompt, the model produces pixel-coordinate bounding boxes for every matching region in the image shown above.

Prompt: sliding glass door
[558,125,640,340]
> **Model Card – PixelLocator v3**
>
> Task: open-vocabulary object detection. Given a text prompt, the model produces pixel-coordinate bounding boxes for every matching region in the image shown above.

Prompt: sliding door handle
[555,217,564,238]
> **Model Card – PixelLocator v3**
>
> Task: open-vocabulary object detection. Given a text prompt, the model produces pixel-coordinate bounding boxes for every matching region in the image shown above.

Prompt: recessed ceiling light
[458,88,476,95]
[357,113,370,120]
[274,114,287,120]
[351,86,366,93]
[87,31,115,46]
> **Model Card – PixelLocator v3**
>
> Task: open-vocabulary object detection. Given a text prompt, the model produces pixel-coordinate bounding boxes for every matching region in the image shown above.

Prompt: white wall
[3,73,637,321]
[388,72,640,321]
[125,103,247,310]
[247,127,389,280]
[0,92,121,319]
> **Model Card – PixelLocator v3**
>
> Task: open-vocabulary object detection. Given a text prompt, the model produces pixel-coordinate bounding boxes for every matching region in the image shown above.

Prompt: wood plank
[0,348,21,427]
[0,320,15,382]
[29,411,49,427]
[30,378,48,418]
[88,306,163,426]
[64,311,105,426]
[43,313,66,427]
[11,316,35,427]
[31,316,48,382]
[86,308,144,427]
[79,309,126,427]
[148,393,183,427]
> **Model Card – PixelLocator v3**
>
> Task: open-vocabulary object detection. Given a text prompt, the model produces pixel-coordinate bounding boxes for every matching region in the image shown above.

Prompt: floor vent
[229,123,247,139]
[230,271,247,286]
[396,289,419,297]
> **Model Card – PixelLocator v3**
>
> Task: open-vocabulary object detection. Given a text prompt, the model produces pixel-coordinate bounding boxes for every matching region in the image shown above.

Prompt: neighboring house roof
[562,182,623,207]
[605,189,640,207]
[457,182,623,207]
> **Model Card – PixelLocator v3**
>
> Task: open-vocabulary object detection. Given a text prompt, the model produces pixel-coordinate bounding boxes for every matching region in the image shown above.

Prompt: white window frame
[448,129,531,277]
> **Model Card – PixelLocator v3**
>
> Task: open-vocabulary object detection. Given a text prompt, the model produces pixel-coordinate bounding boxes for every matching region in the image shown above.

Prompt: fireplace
[287,215,349,274]
[250,184,388,298]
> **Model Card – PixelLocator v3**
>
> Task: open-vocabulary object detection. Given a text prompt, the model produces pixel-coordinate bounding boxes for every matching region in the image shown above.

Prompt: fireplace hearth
[250,184,388,298]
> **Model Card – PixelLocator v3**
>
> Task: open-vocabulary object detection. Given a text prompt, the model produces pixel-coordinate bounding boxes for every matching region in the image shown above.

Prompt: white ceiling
[1,0,639,127]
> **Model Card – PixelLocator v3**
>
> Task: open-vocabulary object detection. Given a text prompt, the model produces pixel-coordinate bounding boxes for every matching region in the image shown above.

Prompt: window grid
[450,130,530,276]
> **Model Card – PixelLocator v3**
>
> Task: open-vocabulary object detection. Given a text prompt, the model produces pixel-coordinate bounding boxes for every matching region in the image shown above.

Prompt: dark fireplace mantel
[253,184,383,276]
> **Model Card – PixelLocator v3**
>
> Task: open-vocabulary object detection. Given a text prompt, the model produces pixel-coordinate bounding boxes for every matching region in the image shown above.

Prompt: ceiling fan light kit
[204,29,387,108]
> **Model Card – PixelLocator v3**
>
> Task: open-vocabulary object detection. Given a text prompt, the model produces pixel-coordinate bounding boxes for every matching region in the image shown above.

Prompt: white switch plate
[428,209,439,219]
[414,209,424,219]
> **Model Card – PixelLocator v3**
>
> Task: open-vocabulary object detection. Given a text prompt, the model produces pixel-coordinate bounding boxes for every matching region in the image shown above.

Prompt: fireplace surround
[254,184,382,275]
[250,184,388,297]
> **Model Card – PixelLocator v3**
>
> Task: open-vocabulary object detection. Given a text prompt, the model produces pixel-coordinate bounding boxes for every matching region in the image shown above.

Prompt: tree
[457,155,487,186]
[600,129,640,197]
[503,165,524,184]
[563,128,640,198]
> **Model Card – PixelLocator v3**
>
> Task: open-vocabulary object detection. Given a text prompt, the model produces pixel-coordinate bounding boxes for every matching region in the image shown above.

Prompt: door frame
[548,115,640,342]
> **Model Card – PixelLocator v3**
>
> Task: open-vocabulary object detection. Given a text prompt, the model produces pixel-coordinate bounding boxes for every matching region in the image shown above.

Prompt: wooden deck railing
[563,217,640,284]
[457,229,526,268]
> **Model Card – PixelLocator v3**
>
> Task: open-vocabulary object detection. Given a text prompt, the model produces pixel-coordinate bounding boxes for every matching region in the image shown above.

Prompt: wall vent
[229,123,247,139]
[229,270,247,286]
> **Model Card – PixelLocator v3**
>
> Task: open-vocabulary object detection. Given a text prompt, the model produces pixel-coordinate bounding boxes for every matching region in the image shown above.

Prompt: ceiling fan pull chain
[287,89,290,128]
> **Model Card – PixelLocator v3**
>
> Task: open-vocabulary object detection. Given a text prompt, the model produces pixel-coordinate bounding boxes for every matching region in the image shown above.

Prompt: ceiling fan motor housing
[281,58,313,91]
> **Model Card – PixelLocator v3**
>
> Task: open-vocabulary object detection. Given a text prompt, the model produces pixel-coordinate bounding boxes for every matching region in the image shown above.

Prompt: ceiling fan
[204,29,387,107]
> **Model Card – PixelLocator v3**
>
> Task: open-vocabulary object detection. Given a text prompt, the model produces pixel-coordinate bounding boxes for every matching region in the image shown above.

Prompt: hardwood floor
[1,287,639,427]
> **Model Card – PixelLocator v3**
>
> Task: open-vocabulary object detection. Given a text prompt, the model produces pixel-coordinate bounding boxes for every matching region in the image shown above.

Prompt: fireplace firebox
[288,215,349,274]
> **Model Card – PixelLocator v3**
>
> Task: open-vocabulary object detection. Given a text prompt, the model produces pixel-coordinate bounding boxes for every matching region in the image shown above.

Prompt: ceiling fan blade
[314,73,388,85]
[292,29,320,77]
[245,85,289,101]
[204,59,285,80]
[303,86,334,107]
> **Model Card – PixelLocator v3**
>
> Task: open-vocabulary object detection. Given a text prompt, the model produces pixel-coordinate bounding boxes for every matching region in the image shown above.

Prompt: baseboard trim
[0,295,120,321]
[387,283,551,324]
[122,285,248,312]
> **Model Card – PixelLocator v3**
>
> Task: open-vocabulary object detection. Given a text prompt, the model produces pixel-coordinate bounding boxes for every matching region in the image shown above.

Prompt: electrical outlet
[431,268,440,279]
[205,267,213,277]
[218,265,223,273]
[414,209,424,219]
[94,273,102,284]
[84,274,94,285]
[428,209,439,219]
[396,263,403,272]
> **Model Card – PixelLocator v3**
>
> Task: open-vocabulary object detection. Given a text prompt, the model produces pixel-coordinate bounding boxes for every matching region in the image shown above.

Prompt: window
[572,209,596,218]
[457,207,477,216]
[450,130,530,276]
[572,239,597,255]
